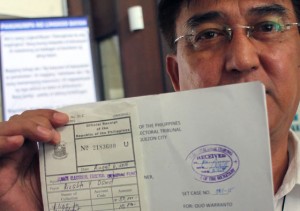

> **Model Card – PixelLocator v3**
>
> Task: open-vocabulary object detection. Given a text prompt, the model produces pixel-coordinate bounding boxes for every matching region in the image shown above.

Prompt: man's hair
[158,0,300,52]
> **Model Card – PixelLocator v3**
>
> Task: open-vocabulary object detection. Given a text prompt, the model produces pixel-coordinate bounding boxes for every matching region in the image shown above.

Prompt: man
[159,0,300,210]
[0,0,299,210]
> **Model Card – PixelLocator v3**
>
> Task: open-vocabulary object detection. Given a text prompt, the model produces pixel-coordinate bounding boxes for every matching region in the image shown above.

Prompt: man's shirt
[275,131,300,210]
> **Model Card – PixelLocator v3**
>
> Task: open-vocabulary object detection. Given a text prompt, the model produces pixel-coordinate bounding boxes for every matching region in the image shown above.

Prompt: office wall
[91,0,171,97]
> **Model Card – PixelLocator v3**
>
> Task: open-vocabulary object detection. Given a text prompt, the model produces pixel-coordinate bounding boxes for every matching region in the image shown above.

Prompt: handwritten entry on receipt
[39,82,274,211]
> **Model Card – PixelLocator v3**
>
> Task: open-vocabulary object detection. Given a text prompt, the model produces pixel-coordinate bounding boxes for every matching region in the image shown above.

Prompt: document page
[39,82,274,211]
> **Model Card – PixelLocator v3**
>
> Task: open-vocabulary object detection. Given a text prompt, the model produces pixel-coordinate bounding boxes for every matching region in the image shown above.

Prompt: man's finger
[51,112,69,127]
[11,110,69,127]
[0,110,68,144]
[0,135,24,156]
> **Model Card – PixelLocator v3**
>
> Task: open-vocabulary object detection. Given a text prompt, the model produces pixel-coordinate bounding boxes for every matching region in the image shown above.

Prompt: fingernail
[5,136,24,150]
[52,130,61,145]
[7,135,24,143]
[53,112,69,123]
[37,126,52,138]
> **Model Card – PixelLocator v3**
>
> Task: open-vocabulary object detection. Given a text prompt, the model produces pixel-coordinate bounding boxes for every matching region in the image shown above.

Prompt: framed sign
[0,16,100,120]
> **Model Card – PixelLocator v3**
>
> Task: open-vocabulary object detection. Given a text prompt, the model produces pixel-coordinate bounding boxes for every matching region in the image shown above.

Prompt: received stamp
[186,144,239,183]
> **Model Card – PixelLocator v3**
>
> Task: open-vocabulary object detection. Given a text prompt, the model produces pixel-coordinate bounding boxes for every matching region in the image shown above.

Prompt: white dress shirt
[274,131,300,210]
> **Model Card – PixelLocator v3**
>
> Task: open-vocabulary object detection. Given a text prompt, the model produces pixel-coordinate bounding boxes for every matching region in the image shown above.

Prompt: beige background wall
[0,0,67,18]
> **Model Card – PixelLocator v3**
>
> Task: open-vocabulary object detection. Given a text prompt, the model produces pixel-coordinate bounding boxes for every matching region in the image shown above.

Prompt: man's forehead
[186,0,290,7]
[183,0,293,15]
[177,0,295,26]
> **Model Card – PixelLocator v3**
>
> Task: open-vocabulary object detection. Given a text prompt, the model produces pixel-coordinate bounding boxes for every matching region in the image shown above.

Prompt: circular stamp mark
[186,144,239,183]
[53,142,68,159]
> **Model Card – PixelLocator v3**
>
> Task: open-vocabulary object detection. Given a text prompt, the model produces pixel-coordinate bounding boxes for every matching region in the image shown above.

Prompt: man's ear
[166,54,180,91]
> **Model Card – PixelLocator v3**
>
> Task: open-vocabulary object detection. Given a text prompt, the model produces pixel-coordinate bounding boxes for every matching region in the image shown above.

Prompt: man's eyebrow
[186,12,224,29]
[248,4,287,18]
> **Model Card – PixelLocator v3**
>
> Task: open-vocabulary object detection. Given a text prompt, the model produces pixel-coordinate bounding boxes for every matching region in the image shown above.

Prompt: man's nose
[224,32,260,73]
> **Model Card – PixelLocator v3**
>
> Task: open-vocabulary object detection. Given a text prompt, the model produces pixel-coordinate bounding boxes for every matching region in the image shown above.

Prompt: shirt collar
[274,130,300,200]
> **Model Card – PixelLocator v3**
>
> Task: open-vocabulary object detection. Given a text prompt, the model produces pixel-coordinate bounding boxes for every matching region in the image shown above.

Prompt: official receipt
[39,82,275,211]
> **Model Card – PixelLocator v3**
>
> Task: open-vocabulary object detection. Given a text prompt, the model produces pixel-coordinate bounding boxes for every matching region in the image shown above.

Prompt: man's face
[167,0,300,140]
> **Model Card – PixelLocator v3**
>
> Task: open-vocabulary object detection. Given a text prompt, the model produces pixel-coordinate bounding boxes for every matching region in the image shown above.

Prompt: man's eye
[194,29,224,42]
[255,21,283,33]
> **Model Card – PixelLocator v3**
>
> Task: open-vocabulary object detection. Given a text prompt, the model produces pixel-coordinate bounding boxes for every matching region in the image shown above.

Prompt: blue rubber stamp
[186,144,239,183]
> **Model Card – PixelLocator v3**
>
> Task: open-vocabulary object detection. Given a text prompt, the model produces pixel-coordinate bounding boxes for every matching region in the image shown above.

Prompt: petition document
[39,82,274,211]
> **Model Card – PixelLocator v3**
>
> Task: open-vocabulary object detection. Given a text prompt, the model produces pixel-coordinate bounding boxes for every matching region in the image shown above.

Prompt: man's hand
[0,109,69,210]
